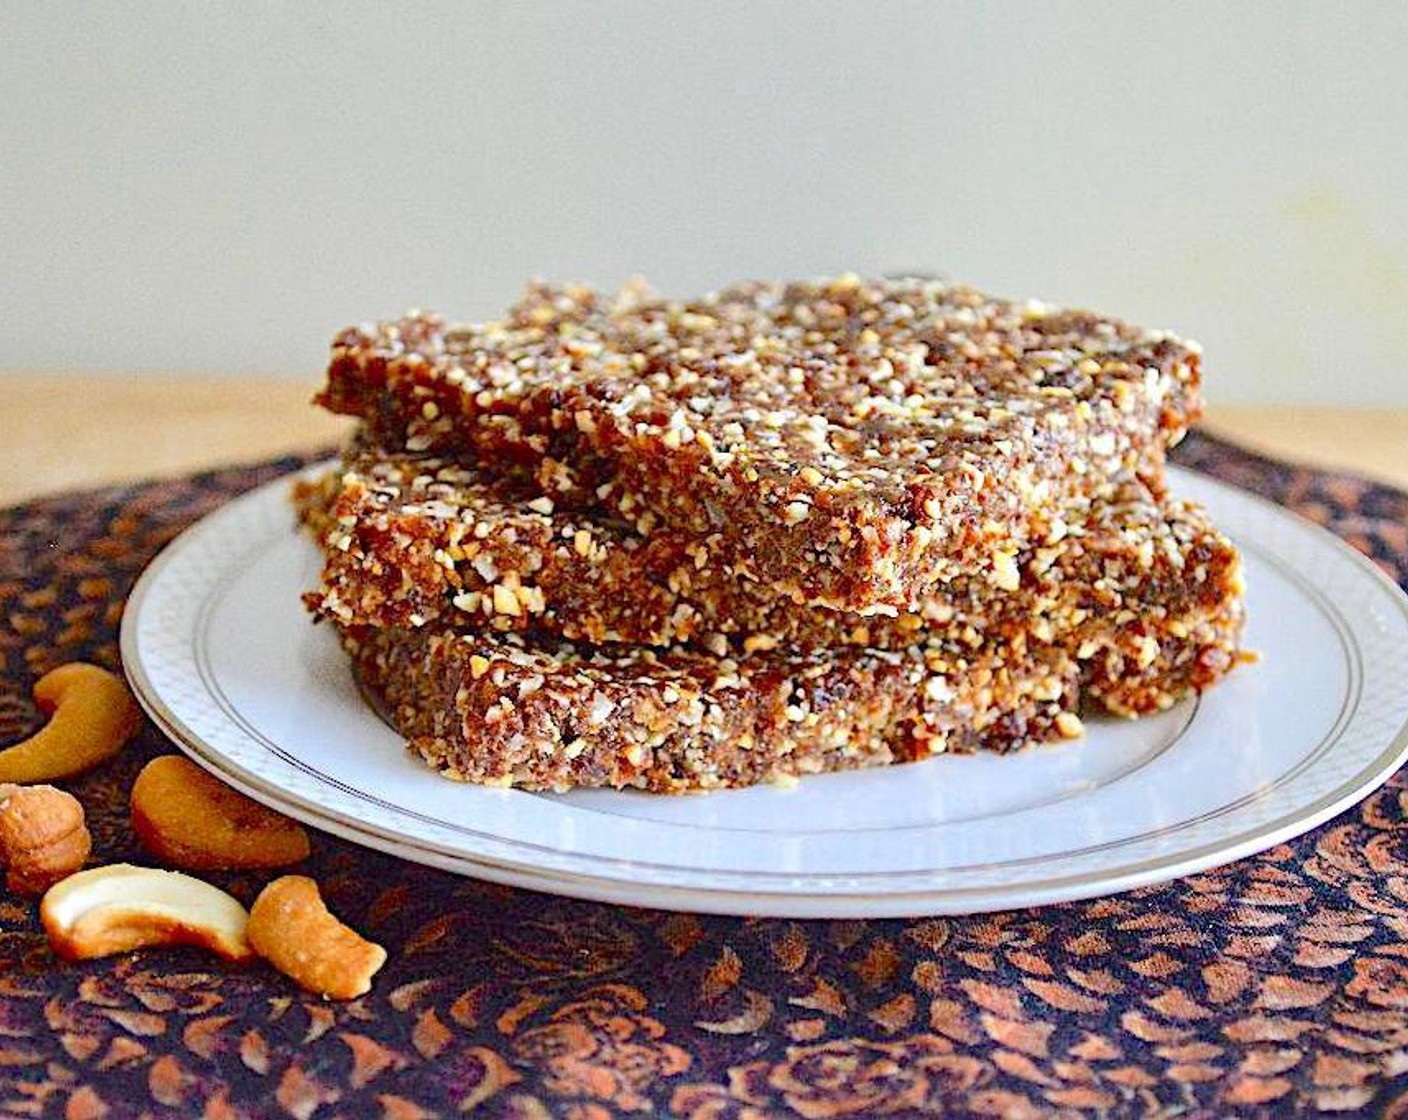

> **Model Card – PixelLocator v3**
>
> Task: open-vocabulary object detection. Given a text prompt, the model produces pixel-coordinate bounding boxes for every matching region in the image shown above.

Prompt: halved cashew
[248,876,386,999]
[0,664,143,783]
[41,863,253,963]
[0,783,91,895]
[131,756,311,870]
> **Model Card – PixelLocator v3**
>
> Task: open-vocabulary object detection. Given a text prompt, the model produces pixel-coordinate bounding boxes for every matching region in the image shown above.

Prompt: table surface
[3,374,1406,505]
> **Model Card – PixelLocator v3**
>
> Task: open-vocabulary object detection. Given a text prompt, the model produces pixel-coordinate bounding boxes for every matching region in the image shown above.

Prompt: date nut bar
[316,276,1202,610]
[341,626,1082,793]
[295,442,1244,715]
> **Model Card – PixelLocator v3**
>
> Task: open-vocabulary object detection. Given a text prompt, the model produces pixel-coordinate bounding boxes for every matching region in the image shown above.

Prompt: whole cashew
[41,863,253,963]
[131,756,311,871]
[0,664,142,783]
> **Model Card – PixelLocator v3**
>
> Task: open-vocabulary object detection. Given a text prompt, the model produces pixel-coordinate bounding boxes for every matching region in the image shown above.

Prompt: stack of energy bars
[297,276,1246,792]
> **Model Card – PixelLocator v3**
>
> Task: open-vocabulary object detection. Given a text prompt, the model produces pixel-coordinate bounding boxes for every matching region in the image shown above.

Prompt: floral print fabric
[0,434,1406,1118]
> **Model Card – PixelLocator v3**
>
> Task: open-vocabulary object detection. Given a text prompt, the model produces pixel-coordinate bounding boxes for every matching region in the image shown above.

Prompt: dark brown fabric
[0,433,1405,1118]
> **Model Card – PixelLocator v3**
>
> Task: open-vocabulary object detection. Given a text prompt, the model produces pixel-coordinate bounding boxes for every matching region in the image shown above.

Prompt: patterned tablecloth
[1,432,1406,1119]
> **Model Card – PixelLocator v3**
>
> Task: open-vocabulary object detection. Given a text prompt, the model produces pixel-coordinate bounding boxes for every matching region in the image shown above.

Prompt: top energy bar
[317,276,1203,611]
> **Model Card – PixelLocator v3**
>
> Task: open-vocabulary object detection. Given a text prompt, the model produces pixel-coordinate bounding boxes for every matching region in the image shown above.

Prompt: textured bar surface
[343,626,1082,793]
[296,440,1244,715]
[317,276,1202,610]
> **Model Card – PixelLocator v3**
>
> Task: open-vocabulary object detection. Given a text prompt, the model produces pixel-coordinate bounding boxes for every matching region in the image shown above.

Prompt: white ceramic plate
[120,466,1408,918]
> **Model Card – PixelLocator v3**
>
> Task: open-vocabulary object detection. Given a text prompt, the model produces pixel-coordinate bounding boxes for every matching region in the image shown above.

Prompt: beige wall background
[3,2,1406,404]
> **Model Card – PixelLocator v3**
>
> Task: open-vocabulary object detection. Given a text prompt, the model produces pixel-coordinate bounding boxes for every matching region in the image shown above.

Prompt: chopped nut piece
[991,551,1021,592]
[491,585,522,616]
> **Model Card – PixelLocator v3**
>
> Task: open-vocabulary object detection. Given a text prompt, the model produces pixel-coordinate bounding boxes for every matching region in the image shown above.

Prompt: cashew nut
[131,756,311,871]
[40,863,253,963]
[0,663,142,783]
[0,783,91,895]
[248,875,386,999]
